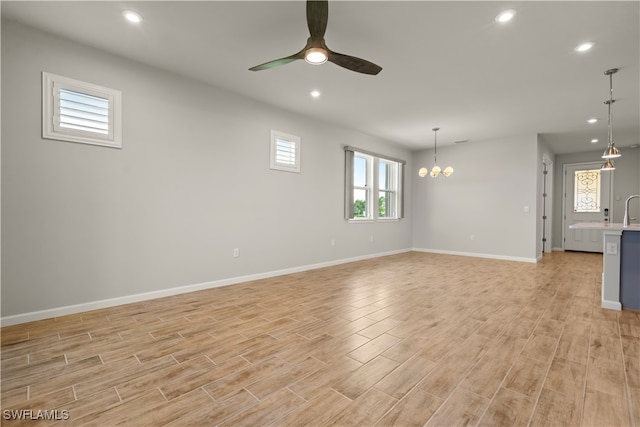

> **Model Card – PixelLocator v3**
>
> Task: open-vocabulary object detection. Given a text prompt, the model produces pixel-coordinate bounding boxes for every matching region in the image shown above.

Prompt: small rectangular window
[270,130,300,173]
[42,72,122,148]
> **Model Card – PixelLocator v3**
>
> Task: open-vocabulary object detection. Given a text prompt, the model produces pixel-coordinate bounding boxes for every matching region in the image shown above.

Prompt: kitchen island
[568,222,640,310]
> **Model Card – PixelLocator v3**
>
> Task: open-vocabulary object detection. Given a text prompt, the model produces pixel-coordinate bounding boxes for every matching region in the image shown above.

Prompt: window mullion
[372,157,379,220]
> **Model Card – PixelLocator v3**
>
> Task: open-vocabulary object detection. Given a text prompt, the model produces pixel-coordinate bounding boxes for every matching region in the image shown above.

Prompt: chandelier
[418,127,453,178]
[601,68,620,170]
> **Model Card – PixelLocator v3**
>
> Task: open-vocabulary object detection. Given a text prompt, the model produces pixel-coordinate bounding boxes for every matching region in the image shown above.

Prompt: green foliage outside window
[354,197,387,218]
[354,199,366,217]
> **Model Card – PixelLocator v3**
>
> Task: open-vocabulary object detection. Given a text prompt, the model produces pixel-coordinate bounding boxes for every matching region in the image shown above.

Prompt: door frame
[542,154,553,255]
[562,161,614,251]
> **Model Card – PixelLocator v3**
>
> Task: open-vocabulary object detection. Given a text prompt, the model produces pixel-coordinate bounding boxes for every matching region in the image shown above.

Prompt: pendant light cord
[433,129,437,164]
[432,127,440,165]
[607,72,614,147]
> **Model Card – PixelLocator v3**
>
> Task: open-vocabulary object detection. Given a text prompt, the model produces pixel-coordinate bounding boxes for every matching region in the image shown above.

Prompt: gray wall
[411,133,539,261]
[1,20,413,319]
[551,146,640,249]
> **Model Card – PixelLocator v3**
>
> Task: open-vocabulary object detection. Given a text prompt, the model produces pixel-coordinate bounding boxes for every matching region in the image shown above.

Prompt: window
[353,154,371,218]
[574,169,601,212]
[42,72,122,148]
[344,147,405,220]
[270,130,300,173]
[379,160,398,218]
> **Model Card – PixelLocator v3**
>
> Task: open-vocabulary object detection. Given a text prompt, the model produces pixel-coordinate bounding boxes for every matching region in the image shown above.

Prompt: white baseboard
[552,247,564,252]
[601,299,622,311]
[412,247,538,264]
[1,248,411,327]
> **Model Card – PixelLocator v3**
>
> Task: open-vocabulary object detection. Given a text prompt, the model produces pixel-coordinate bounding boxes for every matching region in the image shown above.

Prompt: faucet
[623,195,640,227]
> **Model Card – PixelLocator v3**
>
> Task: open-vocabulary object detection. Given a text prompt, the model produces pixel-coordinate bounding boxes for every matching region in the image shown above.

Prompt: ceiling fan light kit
[249,1,382,75]
[600,68,621,171]
[304,47,328,65]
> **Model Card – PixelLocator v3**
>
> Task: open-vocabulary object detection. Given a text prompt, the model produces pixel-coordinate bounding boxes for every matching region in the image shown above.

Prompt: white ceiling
[2,1,639,154]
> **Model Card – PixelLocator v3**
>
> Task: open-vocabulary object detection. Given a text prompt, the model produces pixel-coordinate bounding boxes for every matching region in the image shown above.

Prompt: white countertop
[569,222,640,231]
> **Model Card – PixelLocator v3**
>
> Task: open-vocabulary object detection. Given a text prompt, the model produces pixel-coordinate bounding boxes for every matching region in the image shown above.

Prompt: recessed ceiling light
[575,42,594,52]
[587,118,598,124]
[310,90,321,98]
[122,10,143,24]
[591,139,599,144]
[495,9,516,23]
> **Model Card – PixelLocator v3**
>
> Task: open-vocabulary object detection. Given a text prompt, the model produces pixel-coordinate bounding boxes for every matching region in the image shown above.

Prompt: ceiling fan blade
[307,0,328,39]
[327,50,382,75]
[249,50,305,71]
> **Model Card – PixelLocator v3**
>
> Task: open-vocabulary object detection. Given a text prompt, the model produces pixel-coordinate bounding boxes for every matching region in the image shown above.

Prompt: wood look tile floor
[1,251,639,426]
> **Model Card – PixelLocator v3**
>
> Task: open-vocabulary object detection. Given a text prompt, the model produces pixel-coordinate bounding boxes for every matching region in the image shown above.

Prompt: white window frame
[353,153,374,220]
[270,130,300,173]
[42,72,122,149]
[378,159,398,220]
[347,148,403,222]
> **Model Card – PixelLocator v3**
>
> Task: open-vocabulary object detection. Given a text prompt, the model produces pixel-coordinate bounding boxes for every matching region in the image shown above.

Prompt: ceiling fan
[249,0,382,75]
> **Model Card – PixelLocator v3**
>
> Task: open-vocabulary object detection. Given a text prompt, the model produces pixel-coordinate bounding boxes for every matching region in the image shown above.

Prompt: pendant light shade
[602,144,620,159]
[601,68,621,166]
[601,158,615,171]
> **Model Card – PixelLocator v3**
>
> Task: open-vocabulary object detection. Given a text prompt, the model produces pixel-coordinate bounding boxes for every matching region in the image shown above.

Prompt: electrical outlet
[331,239,335,246]
[233,248,239,257]
[370,235,374,243]
[470,235,475,241]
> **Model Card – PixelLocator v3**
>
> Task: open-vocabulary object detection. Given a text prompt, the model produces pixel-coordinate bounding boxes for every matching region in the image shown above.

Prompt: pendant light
[601,68,620,170]
[601,158,615,171]
[418,128,453,178]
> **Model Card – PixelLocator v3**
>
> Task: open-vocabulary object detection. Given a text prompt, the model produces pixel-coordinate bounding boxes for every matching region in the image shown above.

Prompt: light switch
[606,242,618,255]
[523,206,530,213]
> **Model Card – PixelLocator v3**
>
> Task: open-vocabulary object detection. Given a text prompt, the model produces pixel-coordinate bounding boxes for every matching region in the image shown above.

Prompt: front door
[564,162,612,253]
